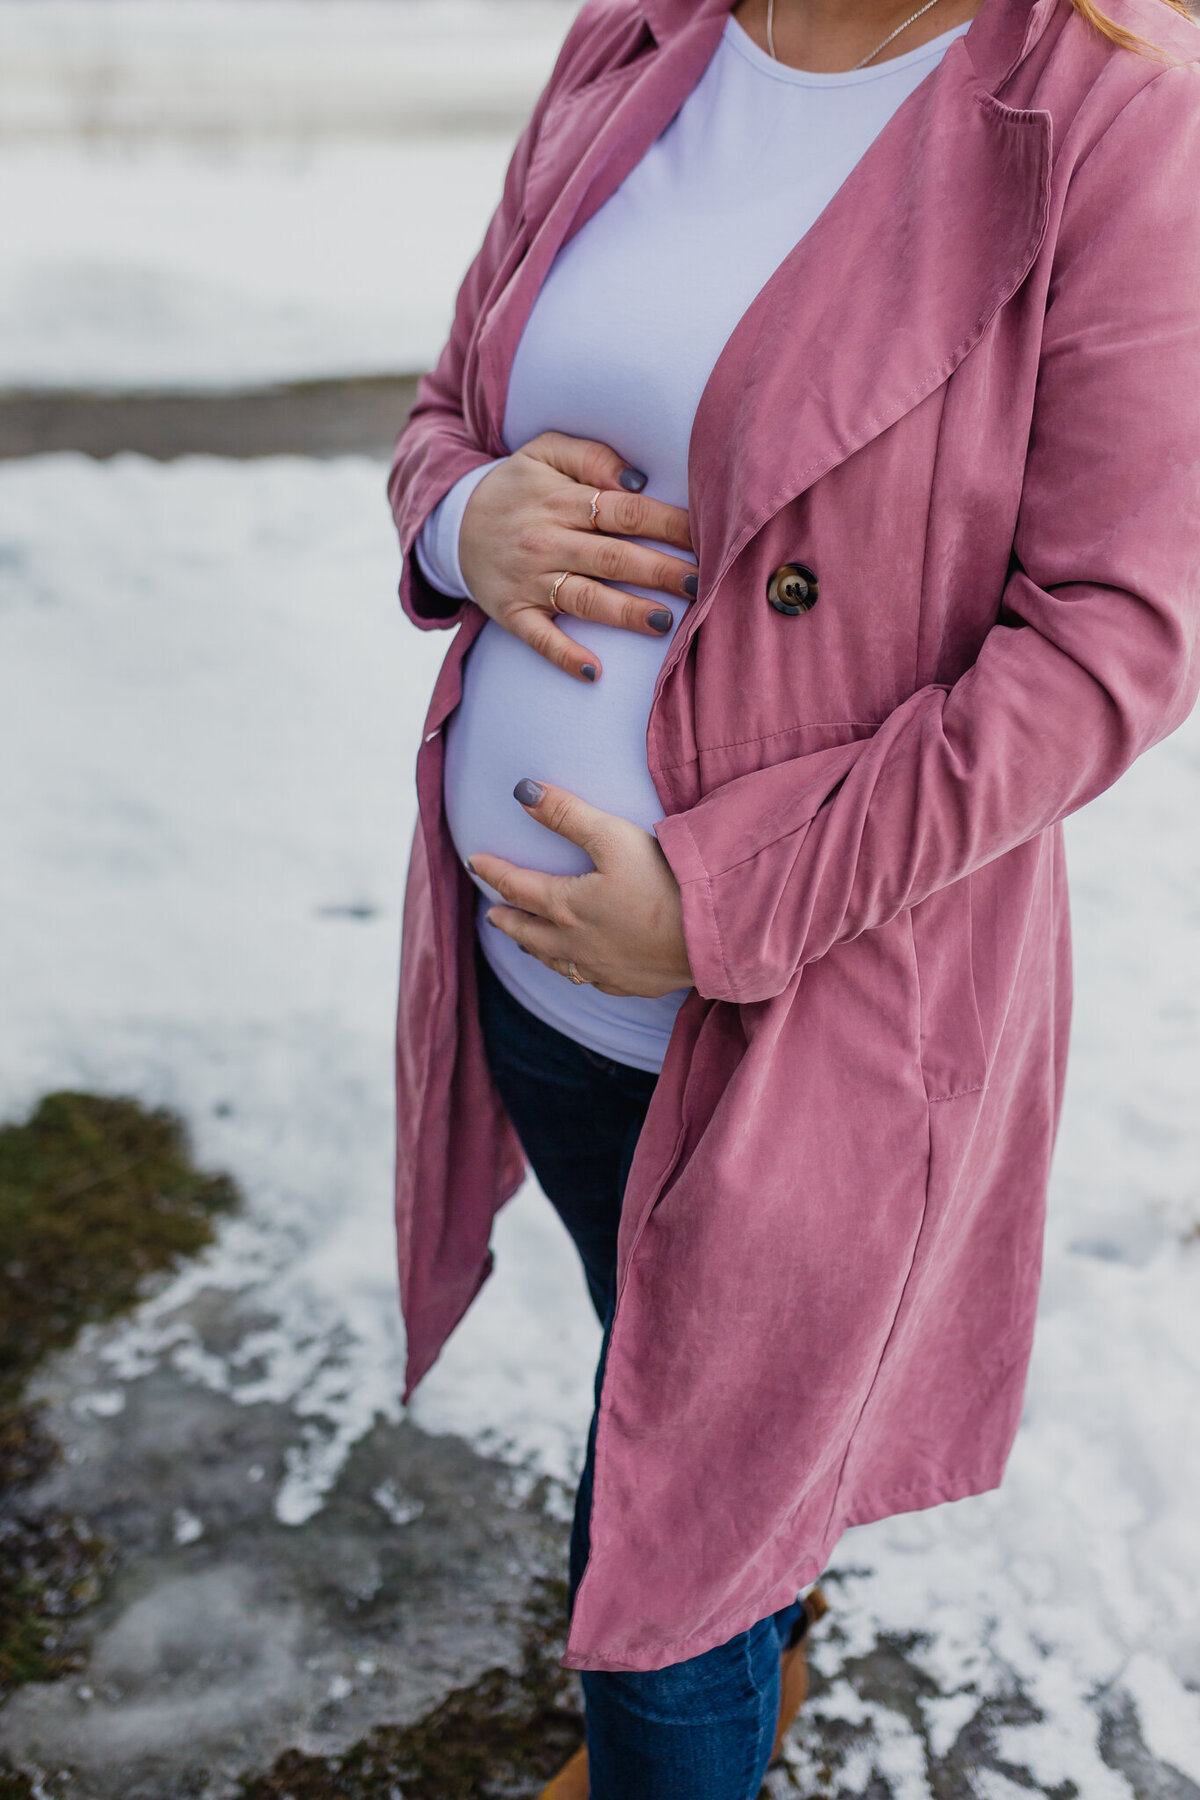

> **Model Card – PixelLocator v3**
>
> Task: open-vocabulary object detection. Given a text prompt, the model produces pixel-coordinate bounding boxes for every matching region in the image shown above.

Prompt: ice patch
[172,1508,204,1545]
[72,1388,126,1418]
[371,1480,424,1528]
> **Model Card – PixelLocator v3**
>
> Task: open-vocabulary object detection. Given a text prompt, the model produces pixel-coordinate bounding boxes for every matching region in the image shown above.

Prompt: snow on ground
[0,0,573,142]
[0,135,516,388]
[0,0,587,391]
[1,452,1199,1789]
[0,451,601,1515]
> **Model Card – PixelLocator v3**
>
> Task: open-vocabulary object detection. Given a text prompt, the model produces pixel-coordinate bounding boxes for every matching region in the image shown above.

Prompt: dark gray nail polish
[580,663,598,682]
[682,573,699,598]
[619,467,648,492]
[647,609,672,634]
[513,778,545,807]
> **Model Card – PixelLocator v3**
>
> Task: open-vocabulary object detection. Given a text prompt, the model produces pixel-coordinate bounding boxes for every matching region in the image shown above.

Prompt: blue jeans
[475,948,805,1800]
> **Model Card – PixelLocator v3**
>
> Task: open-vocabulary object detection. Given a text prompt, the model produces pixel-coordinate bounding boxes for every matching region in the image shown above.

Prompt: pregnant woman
[387,0,1200,1789]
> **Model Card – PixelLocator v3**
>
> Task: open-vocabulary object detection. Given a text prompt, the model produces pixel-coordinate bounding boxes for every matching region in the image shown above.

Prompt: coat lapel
[685,23,1054,585]
[468,0,1054,559]
[468,0,733,454]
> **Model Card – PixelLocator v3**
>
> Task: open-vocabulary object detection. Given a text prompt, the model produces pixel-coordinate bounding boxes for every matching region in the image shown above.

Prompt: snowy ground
[3,1,1200,1782]
[0,452,600,1513]
[0,136,516,389]
[0,0,572,142]
[1,451,1198,1792]
[0,0,584,392]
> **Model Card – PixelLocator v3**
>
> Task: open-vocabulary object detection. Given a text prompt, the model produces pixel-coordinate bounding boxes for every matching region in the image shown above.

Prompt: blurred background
[0,3,1198,1796]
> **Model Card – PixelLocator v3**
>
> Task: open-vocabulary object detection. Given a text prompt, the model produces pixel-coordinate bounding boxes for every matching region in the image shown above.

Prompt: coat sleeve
[654,61,1200,1005]
[385,98,544,630]
[386,1,615,629]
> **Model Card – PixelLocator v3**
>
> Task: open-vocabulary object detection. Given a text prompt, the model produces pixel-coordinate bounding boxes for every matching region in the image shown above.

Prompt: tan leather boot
[538,1586,829,1795]
[538,1742,589,1798]
[769,1584,829,1766]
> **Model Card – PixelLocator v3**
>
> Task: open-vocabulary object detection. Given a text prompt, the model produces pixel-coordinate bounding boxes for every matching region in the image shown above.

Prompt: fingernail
[619,466,647,491]
[513,779,545,807]
[682,573,699,598]
[465,857,478,876]
[486,910,500,927]
[580,663,598,682]
[647,609,672,634]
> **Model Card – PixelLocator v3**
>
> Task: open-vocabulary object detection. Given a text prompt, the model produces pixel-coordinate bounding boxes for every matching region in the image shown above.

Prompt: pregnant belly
[444,582,691,901]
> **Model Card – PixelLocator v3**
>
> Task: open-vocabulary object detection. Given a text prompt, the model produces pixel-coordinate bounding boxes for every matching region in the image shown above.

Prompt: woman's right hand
[458,430,697,684]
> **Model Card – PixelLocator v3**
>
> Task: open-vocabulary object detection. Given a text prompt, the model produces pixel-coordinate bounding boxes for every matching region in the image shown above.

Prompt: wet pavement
[0,1289,575,1799]
[3,1279,1195,1798]
[0,377,419,462]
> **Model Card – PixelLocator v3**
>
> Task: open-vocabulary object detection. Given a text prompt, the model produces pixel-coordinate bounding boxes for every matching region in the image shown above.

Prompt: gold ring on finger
[589,489,602,530]
[549,570,570,613]
[567,960,587,986]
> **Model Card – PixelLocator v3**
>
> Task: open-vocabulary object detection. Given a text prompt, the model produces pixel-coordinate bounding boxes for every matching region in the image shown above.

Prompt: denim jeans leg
[582,1610,785,1800]
[473,949,805,1796]
[567,1290,614,1610]
[568,1092,645,1611]
[475,946,657,1325]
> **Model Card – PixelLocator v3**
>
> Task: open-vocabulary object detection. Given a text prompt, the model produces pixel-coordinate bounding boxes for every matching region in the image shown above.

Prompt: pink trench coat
[387,0,1200,1672]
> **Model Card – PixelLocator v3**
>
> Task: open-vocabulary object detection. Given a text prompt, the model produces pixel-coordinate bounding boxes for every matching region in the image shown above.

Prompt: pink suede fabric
[386,0,1200,1672]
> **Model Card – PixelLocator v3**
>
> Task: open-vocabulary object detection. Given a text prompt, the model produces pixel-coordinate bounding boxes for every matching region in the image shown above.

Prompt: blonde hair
[1068,0,1192,59]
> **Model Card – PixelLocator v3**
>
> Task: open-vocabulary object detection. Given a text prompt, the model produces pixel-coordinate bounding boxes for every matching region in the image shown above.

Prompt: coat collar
[469,0,1058,583]
[682,1,1056,587]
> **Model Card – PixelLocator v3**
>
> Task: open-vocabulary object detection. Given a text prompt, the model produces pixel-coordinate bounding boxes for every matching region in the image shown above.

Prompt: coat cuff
[654,812,738,1004]
[396,449,500,630]
[652,734,868,1005]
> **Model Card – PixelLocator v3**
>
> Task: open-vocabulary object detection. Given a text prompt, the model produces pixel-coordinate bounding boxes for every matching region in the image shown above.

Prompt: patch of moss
[237,1575,584,1800]
[0,1090,238,1395]
[0,1473,112,1692]
[0,1089,240,1696]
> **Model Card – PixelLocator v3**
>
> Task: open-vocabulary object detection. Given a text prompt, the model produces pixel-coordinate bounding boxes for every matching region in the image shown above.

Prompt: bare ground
[0,378,419,462]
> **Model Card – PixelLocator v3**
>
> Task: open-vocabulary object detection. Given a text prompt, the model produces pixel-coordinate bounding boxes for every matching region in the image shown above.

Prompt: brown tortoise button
[767,563,819,615]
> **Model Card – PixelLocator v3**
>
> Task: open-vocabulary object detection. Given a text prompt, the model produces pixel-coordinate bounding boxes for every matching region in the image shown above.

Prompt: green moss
[238,1575,584,1800]
[0,1456,112,1692]
[0,1089,240,1696]
[0,1090,238,1399]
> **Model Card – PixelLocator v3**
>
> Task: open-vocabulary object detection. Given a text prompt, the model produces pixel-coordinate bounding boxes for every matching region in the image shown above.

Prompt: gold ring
[567,960,586,986]
[549,570,570,613]
[589,489,602,529]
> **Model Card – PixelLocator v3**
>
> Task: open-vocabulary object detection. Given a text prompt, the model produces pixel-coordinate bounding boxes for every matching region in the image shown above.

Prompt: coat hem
[558,1463,1008,1671]
[400,1148,523,1403]
[401,1250,495,1404]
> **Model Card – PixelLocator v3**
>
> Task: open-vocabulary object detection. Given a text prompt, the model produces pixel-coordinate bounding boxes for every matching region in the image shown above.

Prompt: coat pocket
[908,876,988,1102]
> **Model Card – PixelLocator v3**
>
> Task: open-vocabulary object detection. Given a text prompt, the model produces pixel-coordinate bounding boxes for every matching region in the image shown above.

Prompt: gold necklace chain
[765,0,947,69]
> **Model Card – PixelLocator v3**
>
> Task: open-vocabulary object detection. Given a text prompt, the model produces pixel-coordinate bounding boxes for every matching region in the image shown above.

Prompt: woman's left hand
[468,781,694,999]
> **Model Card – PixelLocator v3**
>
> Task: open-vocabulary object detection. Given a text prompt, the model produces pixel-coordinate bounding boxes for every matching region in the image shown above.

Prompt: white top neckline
[722,11,971,87]
[430,8,971,1070]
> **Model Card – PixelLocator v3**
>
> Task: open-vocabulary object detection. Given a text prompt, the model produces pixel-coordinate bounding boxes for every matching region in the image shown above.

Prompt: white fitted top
[420,13,970,1071]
